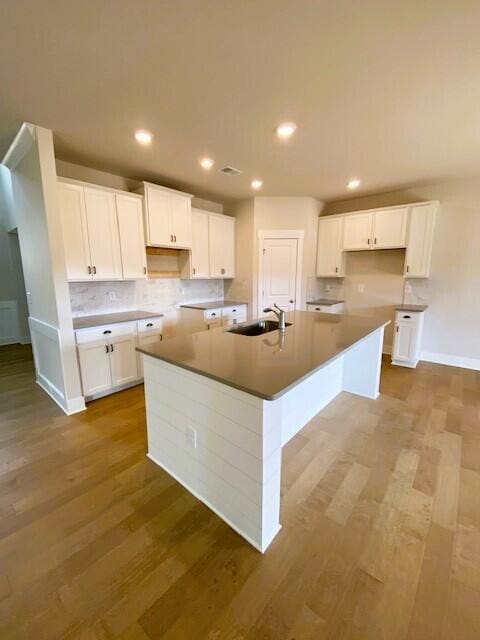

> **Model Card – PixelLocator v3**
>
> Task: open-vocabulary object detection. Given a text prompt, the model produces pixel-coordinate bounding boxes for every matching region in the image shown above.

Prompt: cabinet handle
[221,268,225,274]
[316,307,321,311]
[193,267,196,275]
[174,235,177,242]
[211,313,216,316]
[335,266,338,273]
[105,345,109,353]
[232,309,236,312]
[143,266,147,274]
[374,237,377,245]
[367,238,370,245]
[396,326,399,333]
[103,330,112,334]
[170,234,173,242]
[403,315,411,319]
[110,344,114,352]
[159,334,163,341]
[146,322,153,327]
[406,265,410,273]
[87,266,92,275]
[92,266,96,274]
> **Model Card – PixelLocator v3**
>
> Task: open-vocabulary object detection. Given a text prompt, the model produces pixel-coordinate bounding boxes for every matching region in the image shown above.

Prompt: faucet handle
[274,303,283,312]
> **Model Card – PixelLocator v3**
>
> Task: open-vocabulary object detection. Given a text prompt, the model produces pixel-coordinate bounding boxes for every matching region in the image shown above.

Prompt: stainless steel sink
[227,320,292,336]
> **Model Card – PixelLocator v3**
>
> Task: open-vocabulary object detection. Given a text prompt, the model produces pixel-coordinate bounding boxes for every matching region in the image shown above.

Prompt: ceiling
[1,1,480,204]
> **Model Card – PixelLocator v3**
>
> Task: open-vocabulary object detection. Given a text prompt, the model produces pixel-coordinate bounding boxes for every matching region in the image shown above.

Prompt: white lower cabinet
[391,310,424,368]
[180,304,247,332]
[76,317,163,399]
[307,302,344,314]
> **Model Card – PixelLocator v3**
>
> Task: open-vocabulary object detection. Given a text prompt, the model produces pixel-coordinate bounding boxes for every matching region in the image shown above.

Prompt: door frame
[257,229,304,317]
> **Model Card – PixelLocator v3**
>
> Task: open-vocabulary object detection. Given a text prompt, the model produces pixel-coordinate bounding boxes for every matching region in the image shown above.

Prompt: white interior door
[84,187,122,280]
[116,194,147,279]
[261,238,298,313]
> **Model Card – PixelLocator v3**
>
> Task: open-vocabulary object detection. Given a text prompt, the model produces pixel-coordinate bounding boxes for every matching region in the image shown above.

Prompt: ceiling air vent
[217,166,243,176]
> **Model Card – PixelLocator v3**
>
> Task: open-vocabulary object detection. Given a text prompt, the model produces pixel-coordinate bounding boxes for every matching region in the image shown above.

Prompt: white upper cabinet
[58,181,92,280]
[209,214,235,278]
[140,182,193,249]
[372,207,408,248]
[316,216,344,277]
[83,187,122,281]
[116,193,147,279]
[342,212,373,250]
[404,203,437,277]
[190,209,210,278]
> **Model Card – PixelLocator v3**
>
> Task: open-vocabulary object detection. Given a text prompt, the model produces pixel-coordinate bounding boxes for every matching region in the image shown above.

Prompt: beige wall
[226,196,324,316]
[323,177,480,365]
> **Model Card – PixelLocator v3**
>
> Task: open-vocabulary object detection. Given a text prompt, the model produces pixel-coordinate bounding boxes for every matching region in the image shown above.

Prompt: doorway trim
[257,229,304,317]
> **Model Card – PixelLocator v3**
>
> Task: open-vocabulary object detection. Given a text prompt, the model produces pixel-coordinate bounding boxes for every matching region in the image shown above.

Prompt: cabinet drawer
[307,303,344,314]
[207,318,222,329]
[394,311,421,325]
[137,317,163,334]
[222,304,247,318]
[204,308,222,321]
[75,321,136,344]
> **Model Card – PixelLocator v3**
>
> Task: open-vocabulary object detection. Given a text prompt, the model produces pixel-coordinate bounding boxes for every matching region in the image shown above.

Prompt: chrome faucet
[263,303,286,331]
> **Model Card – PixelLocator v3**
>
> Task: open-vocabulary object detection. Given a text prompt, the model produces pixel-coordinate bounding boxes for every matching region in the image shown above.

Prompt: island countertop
[137,311,389,400]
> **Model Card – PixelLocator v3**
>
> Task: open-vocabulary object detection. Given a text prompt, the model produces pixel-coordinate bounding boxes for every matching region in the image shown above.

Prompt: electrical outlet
[405,282,412,294]
[185,425,197,449]
[357,283,365,293]
[108,291,117,301]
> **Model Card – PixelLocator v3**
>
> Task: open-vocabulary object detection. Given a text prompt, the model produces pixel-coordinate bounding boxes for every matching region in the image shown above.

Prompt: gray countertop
[307,299,344,306]
[395,304,429,312]
[180,300,248,311]
[137,310,389,400]
[73,310,163,330]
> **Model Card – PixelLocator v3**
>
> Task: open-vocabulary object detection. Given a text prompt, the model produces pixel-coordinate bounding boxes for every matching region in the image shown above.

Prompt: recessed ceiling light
[200,157,214,170]
[134,130,153,145]
[276,122,297,138]
[251,179,263,190]
[347,178,361,190]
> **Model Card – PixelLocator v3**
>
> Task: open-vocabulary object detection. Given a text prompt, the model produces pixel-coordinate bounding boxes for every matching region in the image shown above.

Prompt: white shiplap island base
[140,311,387,552]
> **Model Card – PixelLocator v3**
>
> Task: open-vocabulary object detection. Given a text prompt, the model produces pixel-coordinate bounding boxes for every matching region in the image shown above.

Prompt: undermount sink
[227,319,292,336]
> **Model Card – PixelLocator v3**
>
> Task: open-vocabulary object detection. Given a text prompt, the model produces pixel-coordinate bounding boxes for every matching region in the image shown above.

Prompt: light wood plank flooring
[0,344,479,639]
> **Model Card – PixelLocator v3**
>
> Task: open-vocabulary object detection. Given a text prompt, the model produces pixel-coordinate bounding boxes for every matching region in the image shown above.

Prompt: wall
[224,199,255,310]
[6,125,84,412]
[323,177,480,367]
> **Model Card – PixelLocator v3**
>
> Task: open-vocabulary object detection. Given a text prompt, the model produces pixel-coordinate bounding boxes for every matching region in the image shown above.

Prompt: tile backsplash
[69,278,225,317]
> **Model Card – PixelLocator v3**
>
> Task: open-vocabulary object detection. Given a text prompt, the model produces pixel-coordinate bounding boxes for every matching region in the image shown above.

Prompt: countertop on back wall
[307,298,344,306]
[179,300,248,311]
[72,310,163,330]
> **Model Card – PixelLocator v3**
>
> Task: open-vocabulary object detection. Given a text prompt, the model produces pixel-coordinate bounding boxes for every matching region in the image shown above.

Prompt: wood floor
[0,343,479,639]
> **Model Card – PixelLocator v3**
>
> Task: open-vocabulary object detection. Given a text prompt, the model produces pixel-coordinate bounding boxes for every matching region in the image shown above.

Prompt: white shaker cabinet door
[58,182,92,281]
[209,215,235,278]
[77,341,112,396]
[170,194,192,249]
[84,187,122,280]
[392,322,418,363]
[145,185,172,246]
[372,207,408,249]
[109,335,139,387]
[191,210,210,278]
[116,194,147,279]
[343,212,373,250]
[404,204,437,277]
[316,216,344,276]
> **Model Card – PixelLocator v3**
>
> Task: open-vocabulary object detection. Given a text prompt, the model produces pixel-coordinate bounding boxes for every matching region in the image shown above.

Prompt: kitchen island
[138,311,388,552]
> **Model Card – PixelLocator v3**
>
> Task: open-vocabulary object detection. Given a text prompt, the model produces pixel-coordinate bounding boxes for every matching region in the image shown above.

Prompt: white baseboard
[382,344,392,355]
[420,351,480,372]
[65,395,86,415]
[36,377,86,415]
[19,335,31,345]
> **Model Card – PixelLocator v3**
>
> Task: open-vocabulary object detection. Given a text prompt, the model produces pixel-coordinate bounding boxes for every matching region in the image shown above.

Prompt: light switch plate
[357,283,365,293]
[186,425,197,449]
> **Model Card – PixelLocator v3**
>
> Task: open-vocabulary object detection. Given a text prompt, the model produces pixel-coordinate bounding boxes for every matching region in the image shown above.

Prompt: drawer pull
[103,330,112,334]
[403,315,412,319]
[232,309,236,312]
[211,313,216,316]
[146,322,153,327]
[316,307,321,311]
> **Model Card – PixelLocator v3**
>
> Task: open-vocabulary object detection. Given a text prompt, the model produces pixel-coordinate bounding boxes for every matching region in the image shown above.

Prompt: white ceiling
[1,1,480,203]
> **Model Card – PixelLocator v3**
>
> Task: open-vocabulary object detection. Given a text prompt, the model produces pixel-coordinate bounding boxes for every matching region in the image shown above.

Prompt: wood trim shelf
[146,247,183,257]
[147,270,181,279]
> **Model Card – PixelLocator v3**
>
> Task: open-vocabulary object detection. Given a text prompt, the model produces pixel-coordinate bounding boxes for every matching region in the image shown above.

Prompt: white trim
[1,123,36,169]
[382,344,392,355]
[147,452,279,553]
[257,229,304,317]
[420,351,480,371]
[318,200,439,221]
[65,395,87,414]
[57,176,143,199]
[0,300,20,345]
